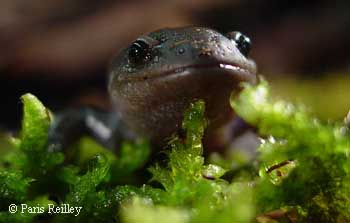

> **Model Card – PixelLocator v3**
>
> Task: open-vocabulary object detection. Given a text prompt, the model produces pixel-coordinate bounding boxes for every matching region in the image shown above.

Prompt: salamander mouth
[124,61,256,82]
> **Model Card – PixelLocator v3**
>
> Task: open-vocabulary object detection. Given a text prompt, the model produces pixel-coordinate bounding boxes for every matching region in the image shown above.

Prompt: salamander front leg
[48,107,133,152]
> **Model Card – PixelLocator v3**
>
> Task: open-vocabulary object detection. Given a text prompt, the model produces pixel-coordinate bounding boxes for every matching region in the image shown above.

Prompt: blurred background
[1,0,350,130]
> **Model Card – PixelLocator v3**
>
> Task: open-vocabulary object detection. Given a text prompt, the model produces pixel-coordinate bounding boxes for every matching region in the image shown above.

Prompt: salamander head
[109,26,257,146]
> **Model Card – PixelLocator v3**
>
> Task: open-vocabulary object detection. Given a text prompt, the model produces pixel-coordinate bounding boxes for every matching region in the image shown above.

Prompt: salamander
[49,26,257,152]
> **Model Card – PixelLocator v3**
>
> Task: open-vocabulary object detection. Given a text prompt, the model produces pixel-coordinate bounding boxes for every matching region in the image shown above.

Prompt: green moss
[122,101,254,223]
[0,81,349,222]
[6,94,64,178]
[232,79,350,222]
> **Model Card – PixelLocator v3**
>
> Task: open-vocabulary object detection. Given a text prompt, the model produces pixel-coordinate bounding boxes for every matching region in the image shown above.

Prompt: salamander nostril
[178,48,185,55]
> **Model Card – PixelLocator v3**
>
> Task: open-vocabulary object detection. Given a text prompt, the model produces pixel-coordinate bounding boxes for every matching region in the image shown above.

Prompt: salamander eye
[128,39,151,65]
[226,31,251,57]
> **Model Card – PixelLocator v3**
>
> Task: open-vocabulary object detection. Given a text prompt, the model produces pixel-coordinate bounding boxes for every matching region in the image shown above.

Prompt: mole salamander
[49,26,257,153]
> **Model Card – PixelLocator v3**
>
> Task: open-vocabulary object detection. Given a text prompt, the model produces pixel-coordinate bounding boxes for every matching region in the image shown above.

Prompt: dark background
[1,0,349,129]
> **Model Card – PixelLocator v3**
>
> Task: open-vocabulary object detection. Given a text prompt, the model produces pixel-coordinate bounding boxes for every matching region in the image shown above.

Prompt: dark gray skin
[49,27,257,153]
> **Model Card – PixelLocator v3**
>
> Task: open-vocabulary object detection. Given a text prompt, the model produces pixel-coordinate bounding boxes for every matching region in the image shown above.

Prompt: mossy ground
[0,79,349,223]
